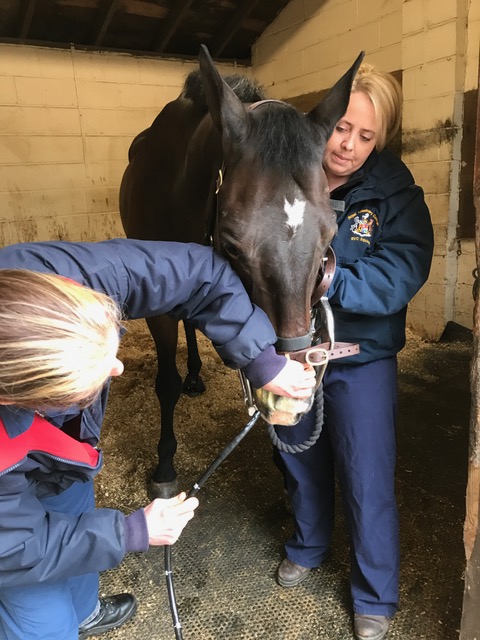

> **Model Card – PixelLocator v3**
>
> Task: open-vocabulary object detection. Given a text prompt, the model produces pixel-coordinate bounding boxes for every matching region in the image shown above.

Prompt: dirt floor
[95,321,471,640]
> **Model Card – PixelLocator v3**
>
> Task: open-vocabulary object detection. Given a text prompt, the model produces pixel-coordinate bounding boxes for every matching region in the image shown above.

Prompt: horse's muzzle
[250,345,328,426]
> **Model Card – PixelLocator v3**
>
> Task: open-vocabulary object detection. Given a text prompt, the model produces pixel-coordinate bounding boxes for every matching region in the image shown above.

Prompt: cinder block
[304,39,339,75]
[408,160,451,194]
[0,190,34,221]
[137,58,197,86]
[0,45,74,79]
[403,0,426,35]
[28,136,84,164]
[380,11,402,48]
[73,50,141,84]
[0,76,17,105]
[402,33,426,70]
[262,50,304,84]
[252,60,281,92]
[79,108,147,136]
[426,0,458,25]
[253,30,288,63]
[0,137,30,164]
[76,80,121,109]
[119,83,174,109]
[15,77,77,107]
[0,106,80,135]
[0,163,87,193]
[425,22,457,62]
[84,161,126,188]
[338,23,381,62]
[85,187,119,213]
[84,136,131,163]
[403,95,454,129]
[298,1,357,43]
[30,189,87,218]
[457,251,477,284]
[358,0,400,25]
[428,254,449,284]
[422,193,450,225]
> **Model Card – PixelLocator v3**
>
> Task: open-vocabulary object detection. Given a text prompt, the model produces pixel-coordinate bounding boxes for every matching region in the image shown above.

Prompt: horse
[119,45,363,498]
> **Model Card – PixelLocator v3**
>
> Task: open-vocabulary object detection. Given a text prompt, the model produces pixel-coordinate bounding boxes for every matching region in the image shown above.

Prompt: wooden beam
[153,0,194,53]
[93,0,120,46]
[211,0,260,58]
[18,0,37,40]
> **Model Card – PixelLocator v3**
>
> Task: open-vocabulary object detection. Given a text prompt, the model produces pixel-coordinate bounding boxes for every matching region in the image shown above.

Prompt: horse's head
[198,46,363,425]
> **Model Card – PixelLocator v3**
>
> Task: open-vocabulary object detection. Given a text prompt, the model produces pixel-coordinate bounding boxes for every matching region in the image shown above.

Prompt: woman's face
[323,90,378,191]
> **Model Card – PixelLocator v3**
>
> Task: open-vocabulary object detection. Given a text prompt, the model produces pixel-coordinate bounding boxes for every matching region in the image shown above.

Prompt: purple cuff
[124,508,150,553]
[241,345,287,389]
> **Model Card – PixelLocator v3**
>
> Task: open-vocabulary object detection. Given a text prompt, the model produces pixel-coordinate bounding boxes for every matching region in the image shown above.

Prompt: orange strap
[0,413,99,473]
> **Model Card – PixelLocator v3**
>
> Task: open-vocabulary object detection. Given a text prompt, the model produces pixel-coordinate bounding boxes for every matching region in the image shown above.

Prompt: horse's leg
[182,320,206,396]
[146,314,182,499]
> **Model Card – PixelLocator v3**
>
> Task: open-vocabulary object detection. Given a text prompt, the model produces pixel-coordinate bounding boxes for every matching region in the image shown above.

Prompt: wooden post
[460,55,480,640]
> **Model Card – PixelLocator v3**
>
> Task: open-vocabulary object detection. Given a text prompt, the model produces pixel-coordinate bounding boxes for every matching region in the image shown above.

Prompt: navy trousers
[274,357,399,617]
[0,480,99,639]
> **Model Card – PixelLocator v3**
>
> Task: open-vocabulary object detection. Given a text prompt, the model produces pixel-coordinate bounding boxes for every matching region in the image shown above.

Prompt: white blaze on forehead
[284,197,305,231]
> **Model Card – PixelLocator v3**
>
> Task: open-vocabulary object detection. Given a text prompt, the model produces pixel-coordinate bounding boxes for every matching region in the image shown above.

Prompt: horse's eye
[223,242,242,261]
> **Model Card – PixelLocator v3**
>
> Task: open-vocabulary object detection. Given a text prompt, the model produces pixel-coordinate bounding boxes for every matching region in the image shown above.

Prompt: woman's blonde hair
[351,63,402,151]
[0,269,123,411]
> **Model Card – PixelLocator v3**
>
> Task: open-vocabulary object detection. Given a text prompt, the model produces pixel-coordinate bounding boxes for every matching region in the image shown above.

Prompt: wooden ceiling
[0,0,292,64]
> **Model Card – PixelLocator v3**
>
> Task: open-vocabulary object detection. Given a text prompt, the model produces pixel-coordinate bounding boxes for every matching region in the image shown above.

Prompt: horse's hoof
[148,479,178,500]
[183,374,206,397]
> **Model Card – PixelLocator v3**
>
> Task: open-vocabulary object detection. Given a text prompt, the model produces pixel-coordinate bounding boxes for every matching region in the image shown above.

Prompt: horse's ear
[307,51,365,140]
[198,45,249,143]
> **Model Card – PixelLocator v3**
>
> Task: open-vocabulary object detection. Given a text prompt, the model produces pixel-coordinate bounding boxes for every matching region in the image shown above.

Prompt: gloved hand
[144,492,199,545]
[262,358,316,399]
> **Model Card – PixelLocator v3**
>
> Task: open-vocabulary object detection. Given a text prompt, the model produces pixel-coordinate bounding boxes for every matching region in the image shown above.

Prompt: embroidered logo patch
[348,209,378,244]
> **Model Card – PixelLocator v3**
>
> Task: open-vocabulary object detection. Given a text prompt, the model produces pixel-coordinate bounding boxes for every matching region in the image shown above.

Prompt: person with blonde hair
[273,62,434,640]
[0,238,315,640]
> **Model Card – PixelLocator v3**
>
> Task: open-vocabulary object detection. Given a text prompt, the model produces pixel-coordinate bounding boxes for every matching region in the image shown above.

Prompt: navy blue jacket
[0,239,286,587]
[327,149,434,363]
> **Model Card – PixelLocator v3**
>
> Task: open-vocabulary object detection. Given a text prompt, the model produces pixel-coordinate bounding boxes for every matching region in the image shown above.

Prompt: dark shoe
[78,594,137,639]
[276,558,310,587]
[354,614,390,640]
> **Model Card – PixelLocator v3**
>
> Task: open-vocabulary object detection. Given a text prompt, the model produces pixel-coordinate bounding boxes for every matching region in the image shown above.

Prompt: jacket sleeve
[328,186,434,316]
[0,471,126,587]
[0,239,285,376]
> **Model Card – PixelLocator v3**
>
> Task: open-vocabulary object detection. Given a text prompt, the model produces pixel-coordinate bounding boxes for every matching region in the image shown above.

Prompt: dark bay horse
[120,46,363,498]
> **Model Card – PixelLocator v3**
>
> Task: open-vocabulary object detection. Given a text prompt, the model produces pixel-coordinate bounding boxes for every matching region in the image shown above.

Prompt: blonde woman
[273,63,434,640]
[0,238,315,640]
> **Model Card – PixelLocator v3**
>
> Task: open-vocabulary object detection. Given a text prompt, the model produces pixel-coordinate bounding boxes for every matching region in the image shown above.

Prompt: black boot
[78,594,137,639]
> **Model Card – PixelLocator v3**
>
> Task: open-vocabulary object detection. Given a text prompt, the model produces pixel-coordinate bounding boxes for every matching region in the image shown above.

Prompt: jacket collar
[0,405,34,437]
[0,405,80,438]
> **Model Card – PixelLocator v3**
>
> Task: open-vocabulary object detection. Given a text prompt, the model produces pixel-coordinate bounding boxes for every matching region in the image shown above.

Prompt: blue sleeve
[328,187,434,316]
[0,238,278,371]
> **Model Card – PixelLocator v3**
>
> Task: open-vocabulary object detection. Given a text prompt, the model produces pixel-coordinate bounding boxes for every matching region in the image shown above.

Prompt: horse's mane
[183,70,266,109]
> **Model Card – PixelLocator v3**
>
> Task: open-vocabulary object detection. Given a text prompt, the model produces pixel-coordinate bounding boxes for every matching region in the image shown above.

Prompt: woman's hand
[262,359,316,399]
[144,492,199,546]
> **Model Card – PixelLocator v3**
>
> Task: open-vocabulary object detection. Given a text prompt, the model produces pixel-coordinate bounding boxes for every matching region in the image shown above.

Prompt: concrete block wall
[252,0,479,338]
[0,44,238,246]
